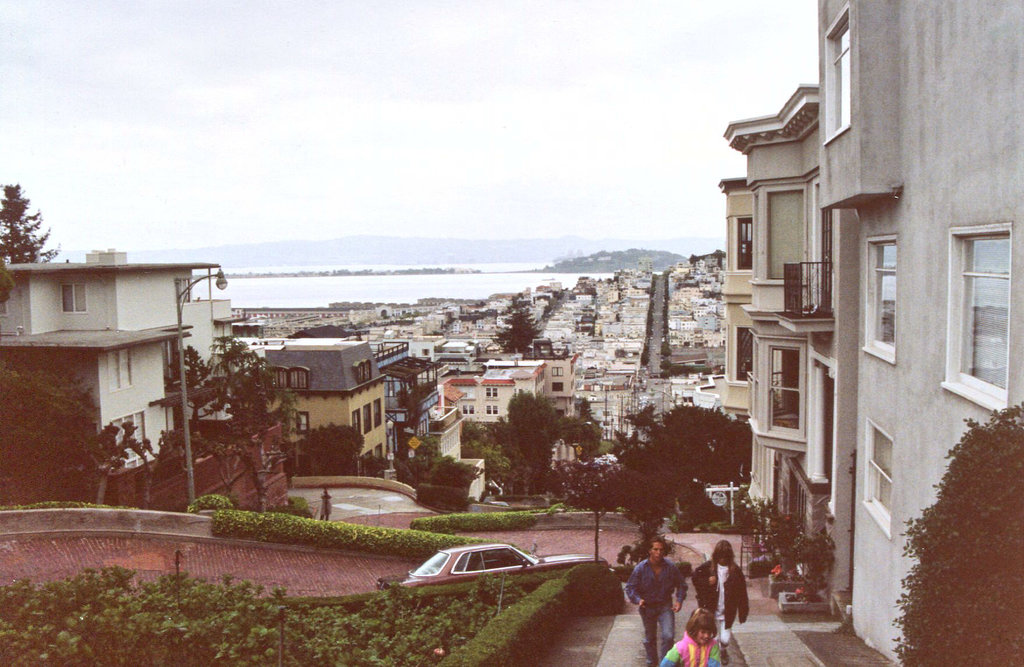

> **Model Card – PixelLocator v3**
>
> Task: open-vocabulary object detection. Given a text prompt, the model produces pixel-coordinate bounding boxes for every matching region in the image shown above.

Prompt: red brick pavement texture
[0,512,671,598]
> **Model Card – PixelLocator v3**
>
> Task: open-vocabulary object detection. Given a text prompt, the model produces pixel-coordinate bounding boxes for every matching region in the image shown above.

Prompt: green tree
[495,392,560,493]
[205,336,296,510]
[495,297,541,354]
[559,415,601,459]
[0,362,94,503]
[301,424,363,475]
[1,184,58,264]
[896,405,1024,665]
[460,422,511,494]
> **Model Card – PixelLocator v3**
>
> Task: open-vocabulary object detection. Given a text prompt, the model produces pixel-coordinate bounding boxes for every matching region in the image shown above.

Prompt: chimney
[86,249,128,265]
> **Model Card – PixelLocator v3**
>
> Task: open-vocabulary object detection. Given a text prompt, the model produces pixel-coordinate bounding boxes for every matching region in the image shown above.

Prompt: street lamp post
[176,268,227,504]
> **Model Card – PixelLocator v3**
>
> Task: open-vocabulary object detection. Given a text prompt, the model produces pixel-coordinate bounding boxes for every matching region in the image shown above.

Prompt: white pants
[716,611,731,647]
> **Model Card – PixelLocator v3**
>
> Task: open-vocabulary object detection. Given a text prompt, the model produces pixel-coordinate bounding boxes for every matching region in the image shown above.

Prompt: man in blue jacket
[625,538,688,666]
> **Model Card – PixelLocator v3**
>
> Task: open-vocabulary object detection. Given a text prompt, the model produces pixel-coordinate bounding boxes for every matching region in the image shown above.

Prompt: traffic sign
[408,436,421,450]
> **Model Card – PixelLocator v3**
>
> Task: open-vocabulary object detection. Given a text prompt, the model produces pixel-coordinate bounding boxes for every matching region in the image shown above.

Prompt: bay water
[221,262,614,308]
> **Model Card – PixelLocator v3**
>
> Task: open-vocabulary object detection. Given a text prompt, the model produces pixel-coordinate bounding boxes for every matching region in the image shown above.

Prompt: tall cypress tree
[495,297,541,353]
[1,184,58,264]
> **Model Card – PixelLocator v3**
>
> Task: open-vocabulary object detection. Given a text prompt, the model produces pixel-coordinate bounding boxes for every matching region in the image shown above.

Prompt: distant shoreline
[225,267,492,279]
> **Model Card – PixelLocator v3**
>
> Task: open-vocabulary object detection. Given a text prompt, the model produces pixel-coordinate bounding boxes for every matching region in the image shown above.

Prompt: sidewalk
[541,533,892,666]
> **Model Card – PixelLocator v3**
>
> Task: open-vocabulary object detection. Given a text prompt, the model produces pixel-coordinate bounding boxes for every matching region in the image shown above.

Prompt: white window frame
[864,235,897,364]
[864,419,893,538]
[768,345,802,432]
[731,325,753,384]
[295,412,310,434]
[111,412,146,469]
[109,349,133,390]
[551,367,564,377]
[825,7,851,140]
[461,404,475,415]
[942,224,1011,411]
[486,404,499,415]
[61,283,87,313]
[485,387,499,399]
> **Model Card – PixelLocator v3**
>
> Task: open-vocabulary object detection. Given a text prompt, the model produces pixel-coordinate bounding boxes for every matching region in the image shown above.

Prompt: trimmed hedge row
[0,501,127,511]
[210,509,488,560]
[416,484,469,511]
[439,562,622,665]
[440,577,569,666]
[410,511,538,534]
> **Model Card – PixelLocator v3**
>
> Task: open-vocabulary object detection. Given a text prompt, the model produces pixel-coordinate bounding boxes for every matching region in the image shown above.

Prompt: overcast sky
[2,1,818,255]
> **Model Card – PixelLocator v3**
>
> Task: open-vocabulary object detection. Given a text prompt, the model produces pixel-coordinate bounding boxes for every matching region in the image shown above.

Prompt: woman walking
[691,540,748,665]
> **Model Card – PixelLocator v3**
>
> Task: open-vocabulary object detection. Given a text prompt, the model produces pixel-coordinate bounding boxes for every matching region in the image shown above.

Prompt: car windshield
[411,551,450,577]
[512,547,539,565]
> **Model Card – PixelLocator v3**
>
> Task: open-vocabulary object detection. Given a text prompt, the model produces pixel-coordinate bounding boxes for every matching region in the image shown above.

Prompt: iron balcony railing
[783,261,833,318]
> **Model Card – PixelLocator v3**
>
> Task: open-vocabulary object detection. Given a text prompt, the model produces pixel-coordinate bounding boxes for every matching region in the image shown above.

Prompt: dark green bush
[747,556,777,579]
[896,405,1024,665]
[417,483,470,511]
[211,509,486,560]
[410,511,538,534]
[0,501,127,511]
[564,562,623,616]
[267,496,312,519]
[186,493,237,513]
[441,576,570,666]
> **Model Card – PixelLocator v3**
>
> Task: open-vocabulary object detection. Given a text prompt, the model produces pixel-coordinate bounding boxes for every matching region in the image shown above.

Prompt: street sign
[408,436,421,450]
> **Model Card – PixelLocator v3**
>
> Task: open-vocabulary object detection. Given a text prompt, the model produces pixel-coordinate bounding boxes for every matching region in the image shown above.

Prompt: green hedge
[410,511,538,534]
[186,493,237,513]
[417,484,470,511]
[564,562,624,616]
[440,577,569,666]
[0,501,128,511]
[211,509,487,560]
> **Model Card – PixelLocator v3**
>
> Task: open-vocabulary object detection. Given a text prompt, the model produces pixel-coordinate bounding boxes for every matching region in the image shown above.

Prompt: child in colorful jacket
[659,608,722,667]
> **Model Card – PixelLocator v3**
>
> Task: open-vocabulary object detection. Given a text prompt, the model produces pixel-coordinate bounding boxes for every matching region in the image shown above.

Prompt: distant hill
[61,235,723,268]
[541,248,685,272]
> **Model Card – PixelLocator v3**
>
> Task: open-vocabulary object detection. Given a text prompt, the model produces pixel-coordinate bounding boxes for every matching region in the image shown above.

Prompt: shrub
[0,501,126,511]
[267,496,312,519]
[410,511,538,534]
[896,405,1024,665]
[441,577,569,666]
[747,555,777,579]
[211,509,487,560]
[186,494,237,514]
[563,563,623,616]
[417,484,470,512]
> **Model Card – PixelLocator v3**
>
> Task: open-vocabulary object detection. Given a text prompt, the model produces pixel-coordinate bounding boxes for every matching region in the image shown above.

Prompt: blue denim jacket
[625,558,687,606]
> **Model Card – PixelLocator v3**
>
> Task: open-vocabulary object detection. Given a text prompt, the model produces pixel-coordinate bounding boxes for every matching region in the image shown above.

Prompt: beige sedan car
[378,542,604,589]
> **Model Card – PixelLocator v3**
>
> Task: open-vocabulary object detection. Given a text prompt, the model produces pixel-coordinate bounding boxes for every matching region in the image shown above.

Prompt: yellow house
[263,340,387,465]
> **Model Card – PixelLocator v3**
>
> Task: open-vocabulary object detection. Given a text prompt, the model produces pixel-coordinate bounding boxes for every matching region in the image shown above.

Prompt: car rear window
[411,551,450,577]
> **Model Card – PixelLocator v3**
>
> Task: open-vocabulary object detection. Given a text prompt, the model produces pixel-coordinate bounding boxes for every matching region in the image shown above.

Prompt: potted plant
[778,587,831,614]
[767,563,804,599]
[778,531,835,611]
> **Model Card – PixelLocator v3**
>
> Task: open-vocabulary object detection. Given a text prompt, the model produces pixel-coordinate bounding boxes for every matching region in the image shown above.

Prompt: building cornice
[724,85,820,155]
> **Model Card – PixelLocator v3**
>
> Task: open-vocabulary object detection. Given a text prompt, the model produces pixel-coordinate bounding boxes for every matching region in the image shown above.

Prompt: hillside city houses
[1,1,1021,661]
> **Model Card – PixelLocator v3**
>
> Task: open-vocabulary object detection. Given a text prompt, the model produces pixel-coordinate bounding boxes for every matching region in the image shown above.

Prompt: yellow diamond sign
[408,436,421,450]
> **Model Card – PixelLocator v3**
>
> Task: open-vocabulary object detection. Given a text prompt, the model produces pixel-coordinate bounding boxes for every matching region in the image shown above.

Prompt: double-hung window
[769,346,801,430]
[734,327,753,382]
[109,349,132,390]
[486,404,499,415]
[736,217,753,270]
[485,387,499,399]
[865,420,893,536]
[363,404,372,434]
[944,227,1011,409]
[61,283,86,312]
[826,11,851,137]
[865,238,897,362]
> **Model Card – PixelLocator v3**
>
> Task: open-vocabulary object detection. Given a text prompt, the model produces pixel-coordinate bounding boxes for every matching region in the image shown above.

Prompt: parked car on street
[377,542,605,589]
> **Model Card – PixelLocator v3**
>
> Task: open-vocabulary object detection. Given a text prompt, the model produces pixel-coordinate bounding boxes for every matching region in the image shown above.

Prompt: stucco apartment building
[724,2,1022,659]
[444,360,546,423]
[1,250,234,460]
